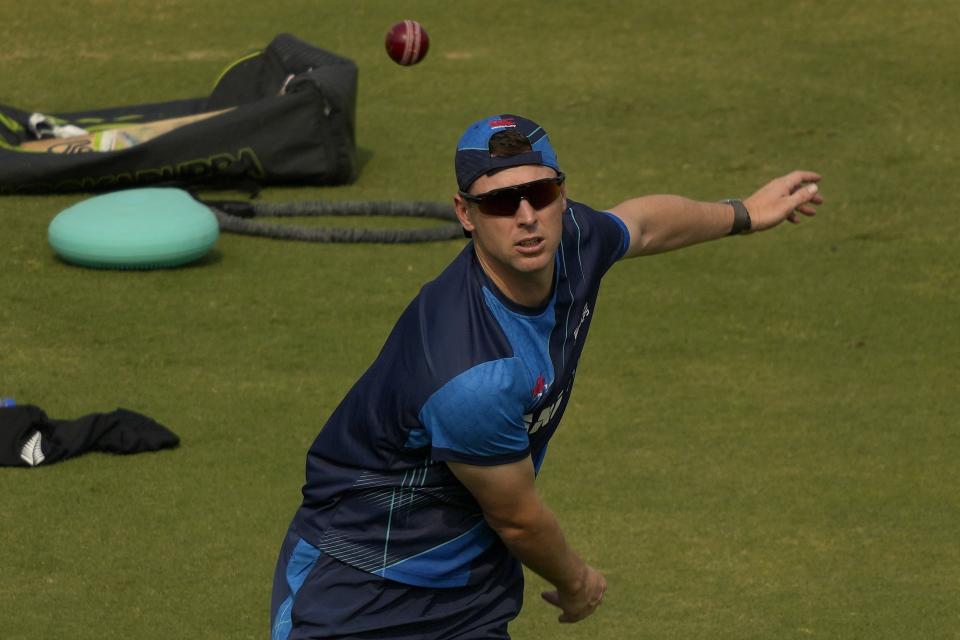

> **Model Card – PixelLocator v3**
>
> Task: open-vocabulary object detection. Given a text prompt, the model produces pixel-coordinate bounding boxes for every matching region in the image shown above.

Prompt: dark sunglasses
[459,173,565,217]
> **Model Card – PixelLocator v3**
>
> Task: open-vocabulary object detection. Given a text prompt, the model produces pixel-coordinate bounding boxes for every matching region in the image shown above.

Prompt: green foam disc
[48,188,220,269]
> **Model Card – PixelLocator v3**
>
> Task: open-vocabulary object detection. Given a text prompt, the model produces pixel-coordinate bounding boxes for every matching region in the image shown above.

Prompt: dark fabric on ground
[0,404,179,467]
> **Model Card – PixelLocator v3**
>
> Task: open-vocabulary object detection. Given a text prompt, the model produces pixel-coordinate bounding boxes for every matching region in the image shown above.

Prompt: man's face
[454,165,566,287]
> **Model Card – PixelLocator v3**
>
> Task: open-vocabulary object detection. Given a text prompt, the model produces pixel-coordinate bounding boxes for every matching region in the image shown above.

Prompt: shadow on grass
[356,146,374,176]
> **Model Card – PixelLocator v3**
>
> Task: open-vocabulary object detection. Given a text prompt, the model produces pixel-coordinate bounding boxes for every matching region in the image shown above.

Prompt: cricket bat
[18,108,233,154]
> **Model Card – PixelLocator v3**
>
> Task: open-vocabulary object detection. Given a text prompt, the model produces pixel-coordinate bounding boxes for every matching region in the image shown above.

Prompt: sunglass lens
[472,178,562,216]
[477,191,521,216]
[524,182,561,209]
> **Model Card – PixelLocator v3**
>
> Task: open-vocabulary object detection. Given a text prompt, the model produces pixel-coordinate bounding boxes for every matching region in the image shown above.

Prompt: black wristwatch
[723,199,752,235]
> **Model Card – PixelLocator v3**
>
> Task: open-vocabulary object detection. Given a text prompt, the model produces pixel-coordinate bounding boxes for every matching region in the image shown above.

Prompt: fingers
[542,590,577,624]
[779,171,821,205]
[541,578,607,624]
[744,171,822,231]
[590,583,607,608]
[557,607,595,624]
[789,183,821,223]
[541,590,586,623]
[790,177,822,218]
[790,181,820,209]
[789,184,823,200]
[784,170,822,186]
[541,590,561,608]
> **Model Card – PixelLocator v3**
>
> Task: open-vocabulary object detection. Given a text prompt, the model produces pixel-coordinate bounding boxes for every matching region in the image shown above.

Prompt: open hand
[744,170,823,232]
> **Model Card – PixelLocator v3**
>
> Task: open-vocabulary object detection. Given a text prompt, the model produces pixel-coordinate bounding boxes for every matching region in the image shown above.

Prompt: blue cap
[455,114,560,191]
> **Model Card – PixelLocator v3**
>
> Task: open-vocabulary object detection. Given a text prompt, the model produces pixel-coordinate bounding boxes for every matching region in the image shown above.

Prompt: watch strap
[723,199,752,235]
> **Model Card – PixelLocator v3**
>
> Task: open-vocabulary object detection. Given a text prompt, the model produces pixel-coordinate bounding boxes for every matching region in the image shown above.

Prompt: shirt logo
[488,118,516,129]
[573,303,591,341]
[524,390,565,435]
[532,372,547,399]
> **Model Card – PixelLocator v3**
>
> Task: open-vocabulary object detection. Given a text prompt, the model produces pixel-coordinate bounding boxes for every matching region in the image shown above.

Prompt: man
[271,114,822,639]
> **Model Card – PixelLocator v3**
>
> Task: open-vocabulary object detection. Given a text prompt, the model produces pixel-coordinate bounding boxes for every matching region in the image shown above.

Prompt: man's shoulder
[401,247,513,385]
[414,244,478,331]
[562,198,630,263]
[563,198,615,226]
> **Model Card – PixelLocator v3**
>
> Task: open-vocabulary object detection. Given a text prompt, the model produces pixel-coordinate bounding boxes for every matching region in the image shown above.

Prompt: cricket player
[271,114,822,639]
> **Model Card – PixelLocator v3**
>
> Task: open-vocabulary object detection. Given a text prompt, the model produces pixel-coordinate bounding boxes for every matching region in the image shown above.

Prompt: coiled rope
[205,199,463,243]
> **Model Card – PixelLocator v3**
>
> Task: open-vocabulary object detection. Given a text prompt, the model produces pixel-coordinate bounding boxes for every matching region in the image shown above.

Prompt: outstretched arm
[447,457,606,623]
[609,170,823,258]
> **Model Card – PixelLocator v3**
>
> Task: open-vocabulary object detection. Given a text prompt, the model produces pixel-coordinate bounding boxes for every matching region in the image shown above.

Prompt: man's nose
[515,198,538,226]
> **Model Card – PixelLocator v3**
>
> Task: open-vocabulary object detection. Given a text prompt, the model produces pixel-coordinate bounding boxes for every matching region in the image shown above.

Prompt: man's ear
[454,194,476,234]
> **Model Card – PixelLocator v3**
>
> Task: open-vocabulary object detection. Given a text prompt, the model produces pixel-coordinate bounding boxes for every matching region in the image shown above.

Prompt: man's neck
[475,251,554,308]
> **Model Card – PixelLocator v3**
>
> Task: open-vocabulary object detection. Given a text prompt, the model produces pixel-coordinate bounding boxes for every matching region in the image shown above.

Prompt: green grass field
[2,1,958,638]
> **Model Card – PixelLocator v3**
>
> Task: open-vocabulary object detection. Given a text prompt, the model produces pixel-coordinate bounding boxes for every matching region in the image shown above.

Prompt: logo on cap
[488,118,517,129]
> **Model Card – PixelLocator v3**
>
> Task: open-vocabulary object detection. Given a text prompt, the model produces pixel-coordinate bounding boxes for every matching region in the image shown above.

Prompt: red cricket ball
[385,20,430,66]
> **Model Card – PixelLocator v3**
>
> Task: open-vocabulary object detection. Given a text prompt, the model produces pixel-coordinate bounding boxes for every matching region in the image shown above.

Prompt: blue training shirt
[292,199,630,588]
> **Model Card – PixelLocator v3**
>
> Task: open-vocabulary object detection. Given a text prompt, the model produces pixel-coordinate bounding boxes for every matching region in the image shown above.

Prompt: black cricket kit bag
[0,33,358,194]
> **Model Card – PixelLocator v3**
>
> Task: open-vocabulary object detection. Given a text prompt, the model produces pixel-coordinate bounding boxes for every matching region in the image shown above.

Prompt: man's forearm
[610,172,823,259]
[611,195,736,257]
[446,456,603,615]
[489,500,587,593]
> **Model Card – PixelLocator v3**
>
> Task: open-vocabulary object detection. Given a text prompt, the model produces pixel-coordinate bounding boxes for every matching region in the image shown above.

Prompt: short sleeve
[565,201,631,276]
[419,358,531,466]
[600,211,631,265]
